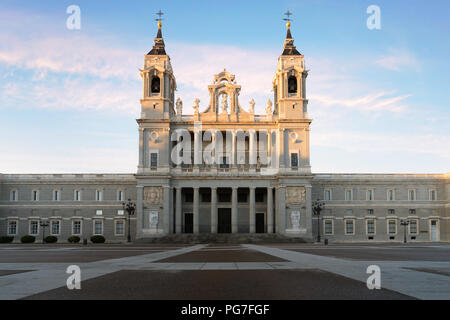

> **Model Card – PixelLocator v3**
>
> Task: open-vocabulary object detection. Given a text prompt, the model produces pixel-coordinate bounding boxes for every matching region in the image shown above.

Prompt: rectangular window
[345,220,354,235]
[11,190,18,201]
[387,189,394,201]
[255,191,265,203]
[218,192,231,203]
[94,220,103,235]
[409,220,418,234]
[117,210,125,216]
[237,192,247,203]
[324,220,333,235]
[220,156,229,169]
[388,220,397,234]
[74,190,81,201]
[32,190,39,201]
[150,152,158,167]
[366,189,373,201]
[96,190,103,201]
[367,209,374,215]
[367,219,375,235]
[388,209,395,216]
[53,190,60,201]
[324,189,331,201]
[118,190,125,201]
[8,221,17,235]
[30,221,39,235]
[409,209,416,215]
[51,221,60,235]
[290,153,298,167]
[72,221,82,235]
[429,190,436,201]
[185,192,193,203]
[408,189,416,201]
[345,189,352,201]
[96,210,103,216]
[115,220,125,236]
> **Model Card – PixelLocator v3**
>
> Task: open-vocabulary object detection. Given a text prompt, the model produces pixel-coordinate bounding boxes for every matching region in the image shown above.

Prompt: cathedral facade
[0,23,449,243]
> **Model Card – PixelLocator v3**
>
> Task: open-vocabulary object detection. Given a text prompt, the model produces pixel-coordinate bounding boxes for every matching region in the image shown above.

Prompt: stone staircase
[135,233,312,244]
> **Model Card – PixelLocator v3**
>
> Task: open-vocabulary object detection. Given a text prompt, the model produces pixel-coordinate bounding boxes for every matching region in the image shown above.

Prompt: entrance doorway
[184,213,193,233]
[255,213,265,233]
[218,208,232,233]
[430,220,439,242]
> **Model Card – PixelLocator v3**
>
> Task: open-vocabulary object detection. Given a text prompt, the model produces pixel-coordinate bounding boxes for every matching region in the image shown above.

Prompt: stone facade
[0,23,448,243]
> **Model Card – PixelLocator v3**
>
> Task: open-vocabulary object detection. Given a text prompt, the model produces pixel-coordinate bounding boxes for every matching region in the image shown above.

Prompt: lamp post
[122,199,136,243]
[312,199,325,243]
[400,219,409,244]
[40,221,49,243]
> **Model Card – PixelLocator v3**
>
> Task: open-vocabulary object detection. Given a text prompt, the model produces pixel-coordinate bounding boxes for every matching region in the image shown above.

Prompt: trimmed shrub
[21,235,36,243]
[68,236,81,243]
[0,236,14,243]
[90,235,106,243]
[44,236,58,243]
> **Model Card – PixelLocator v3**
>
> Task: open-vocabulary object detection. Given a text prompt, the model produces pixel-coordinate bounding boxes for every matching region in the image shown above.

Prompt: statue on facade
[176,97,183,116]
[221,94,228,114]
[249,98,255,114]
[149,211,159,229]
[290,211,301,230]
[266,99,273,115]
[193,98,200,114]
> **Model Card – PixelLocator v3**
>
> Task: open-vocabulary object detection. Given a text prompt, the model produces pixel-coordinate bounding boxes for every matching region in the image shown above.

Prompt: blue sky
[0,0,449,173]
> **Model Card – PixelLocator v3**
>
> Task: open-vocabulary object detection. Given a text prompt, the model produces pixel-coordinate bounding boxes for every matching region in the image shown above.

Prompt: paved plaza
[0,243,449,300]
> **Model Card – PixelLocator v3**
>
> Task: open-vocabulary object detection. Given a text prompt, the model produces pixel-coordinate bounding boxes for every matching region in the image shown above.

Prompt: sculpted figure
[266,99,273,115]
[249,98,255,114]
[290,211,301,230]
[149,211,158,228]
[221,94,228,114]
[193,98,200,113]
[176,97,183,116]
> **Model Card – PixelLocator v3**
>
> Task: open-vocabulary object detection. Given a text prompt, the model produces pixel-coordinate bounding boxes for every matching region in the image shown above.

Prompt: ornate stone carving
[290,211,301,230]
[266,99,273,115]
[249,98,255,114]
[286,186,306,204]
[143,187,162,205]
[221,94,228,114]
[193,98,200,114]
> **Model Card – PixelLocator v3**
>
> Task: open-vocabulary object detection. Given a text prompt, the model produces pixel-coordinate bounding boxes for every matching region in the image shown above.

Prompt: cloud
[376,49,420,71]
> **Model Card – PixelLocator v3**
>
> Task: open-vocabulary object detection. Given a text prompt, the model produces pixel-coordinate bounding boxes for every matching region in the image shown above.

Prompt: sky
[0,0,449,174]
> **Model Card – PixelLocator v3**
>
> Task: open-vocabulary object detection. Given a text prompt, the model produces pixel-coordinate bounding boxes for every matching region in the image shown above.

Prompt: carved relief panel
[143,187,163,205]
[286,186,306,204]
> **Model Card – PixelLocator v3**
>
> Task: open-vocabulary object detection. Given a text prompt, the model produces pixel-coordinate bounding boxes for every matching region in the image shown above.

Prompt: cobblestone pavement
[0,243,449,299]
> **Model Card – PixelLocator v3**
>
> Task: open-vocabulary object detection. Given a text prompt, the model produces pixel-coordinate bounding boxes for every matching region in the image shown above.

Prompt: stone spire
[281,22,301,56]
[147,21,167,55]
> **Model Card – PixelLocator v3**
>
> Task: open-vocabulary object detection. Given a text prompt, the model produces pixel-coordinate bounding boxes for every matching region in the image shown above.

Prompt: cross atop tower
[283,10,293,22]
[155,10,164,23]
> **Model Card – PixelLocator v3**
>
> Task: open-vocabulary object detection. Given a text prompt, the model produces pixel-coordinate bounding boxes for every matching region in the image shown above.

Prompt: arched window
[288,76,297,94]
[151,76,160,93]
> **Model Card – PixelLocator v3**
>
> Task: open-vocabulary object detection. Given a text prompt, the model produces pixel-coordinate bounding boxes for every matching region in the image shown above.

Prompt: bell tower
[139,21,176,119]
[273,20,308,120]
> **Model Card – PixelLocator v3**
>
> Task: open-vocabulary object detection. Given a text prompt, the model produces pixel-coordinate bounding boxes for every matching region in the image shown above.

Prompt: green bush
[90,235,106,243]
[67,236,81,243]
[21,235,36,243]
[44,236,57,243]
[0,236,14,243]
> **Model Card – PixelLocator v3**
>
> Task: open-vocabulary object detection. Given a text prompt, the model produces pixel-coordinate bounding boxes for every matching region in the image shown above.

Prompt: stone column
[211,187,217,233]
[305,185,313,239]
[194,130,201,166]
[136,185,144,239]
[138,128,144,168]
[249,129,256,166]
[163,186,170,234]
[232,187,238,233]
[249,186,256,233]
[231,130,237,167]
[193,187,200,234]
[278,128,285,168]
[267,187,274,234]
[175,187,182,233]
[278,186,286,234]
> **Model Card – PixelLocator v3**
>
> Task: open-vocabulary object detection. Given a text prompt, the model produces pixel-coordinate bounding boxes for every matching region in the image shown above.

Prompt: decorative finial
[155,9,164,28]
[283,10,293,28]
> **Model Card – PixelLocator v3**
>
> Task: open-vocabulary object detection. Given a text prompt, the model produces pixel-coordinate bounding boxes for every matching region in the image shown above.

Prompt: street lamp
[40,221,49,243]
[400,219,410,244]
[312,199,325,243]
[122,199,136,243]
